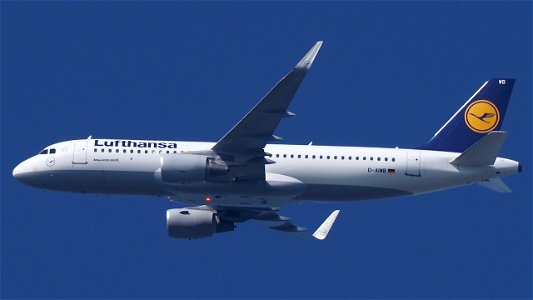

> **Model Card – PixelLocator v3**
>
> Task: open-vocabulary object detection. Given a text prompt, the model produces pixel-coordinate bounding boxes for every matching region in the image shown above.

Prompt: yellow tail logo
[464,100,500,133]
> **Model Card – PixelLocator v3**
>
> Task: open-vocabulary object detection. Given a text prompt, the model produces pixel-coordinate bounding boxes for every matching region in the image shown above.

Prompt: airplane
[12,41,522,240]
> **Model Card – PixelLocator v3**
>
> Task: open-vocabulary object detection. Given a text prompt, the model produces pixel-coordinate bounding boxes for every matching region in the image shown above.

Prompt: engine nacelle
[166,208,234,239]
[160,154,229,184]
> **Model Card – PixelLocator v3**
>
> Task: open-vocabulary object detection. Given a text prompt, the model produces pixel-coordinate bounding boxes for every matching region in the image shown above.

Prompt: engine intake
[167,208,234,239]
[160,154,229,183]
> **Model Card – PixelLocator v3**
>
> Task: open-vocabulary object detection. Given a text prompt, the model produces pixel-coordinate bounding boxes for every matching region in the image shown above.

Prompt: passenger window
[145,150,148,154]
[137,150,141,154]
[109,149,113,153]
[290,154,294,158]
[320,155,323,159]
[392,158,396,162]
[363,157,366,160]
[305,155,308,159]
[101,149,105,153]
[116,149,119,153]
[312,155,316,159]
[130,149,134,153]
[327,156,330,159]
[297,155,301,159]
[94,148,98,153]
[348,156,352,160]
[283,154,287,158]
[123,149,127,153]
[370,157,373,161]
[334,156,337,160]
[384,157,388,161]
[341,156,344,160]
[152,150,156,154]
[377,157,381,161]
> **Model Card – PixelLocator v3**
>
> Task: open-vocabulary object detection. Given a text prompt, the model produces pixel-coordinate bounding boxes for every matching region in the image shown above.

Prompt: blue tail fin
[419,79,515,152]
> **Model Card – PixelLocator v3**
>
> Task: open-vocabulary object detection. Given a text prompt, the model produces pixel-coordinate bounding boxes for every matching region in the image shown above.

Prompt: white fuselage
[12,138,520,207]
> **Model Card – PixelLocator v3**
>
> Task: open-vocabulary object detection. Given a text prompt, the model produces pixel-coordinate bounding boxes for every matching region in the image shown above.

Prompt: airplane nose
[13,157,53,188]
[13,162,25,179]
[13,159,33,182]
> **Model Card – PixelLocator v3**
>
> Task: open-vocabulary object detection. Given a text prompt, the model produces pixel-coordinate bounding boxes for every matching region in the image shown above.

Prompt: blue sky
[2,2,531,299]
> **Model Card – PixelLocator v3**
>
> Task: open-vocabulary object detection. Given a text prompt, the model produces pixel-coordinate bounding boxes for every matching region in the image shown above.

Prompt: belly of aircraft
[296,184,411,201]
[42,167,411,204]
[38,170,163,196]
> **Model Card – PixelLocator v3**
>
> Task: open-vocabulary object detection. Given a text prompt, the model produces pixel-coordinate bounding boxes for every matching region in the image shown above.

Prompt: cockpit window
[39,149,48,155]
[50,148,56,154]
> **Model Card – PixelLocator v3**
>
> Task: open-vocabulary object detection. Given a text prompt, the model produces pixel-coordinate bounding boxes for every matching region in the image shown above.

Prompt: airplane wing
[216,206,340,240]
[166,43,336,240]
[211,41,323,180]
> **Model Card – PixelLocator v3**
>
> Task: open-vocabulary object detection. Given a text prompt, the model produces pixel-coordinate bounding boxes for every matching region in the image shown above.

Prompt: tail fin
[419,79,515,152]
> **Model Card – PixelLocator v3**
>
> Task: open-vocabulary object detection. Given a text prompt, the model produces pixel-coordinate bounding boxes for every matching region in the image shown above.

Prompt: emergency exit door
[73,140,88,164]
[405,151,421,177]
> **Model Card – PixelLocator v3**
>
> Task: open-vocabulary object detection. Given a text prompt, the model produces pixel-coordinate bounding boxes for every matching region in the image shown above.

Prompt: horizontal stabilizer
[312,210,340,240]
[451,131,507,166]
[477,177,512,193]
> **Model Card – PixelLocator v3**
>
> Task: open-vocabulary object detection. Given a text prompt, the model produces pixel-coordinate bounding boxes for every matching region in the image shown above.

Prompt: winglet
[312,210,340,240]
[295,41,323,72]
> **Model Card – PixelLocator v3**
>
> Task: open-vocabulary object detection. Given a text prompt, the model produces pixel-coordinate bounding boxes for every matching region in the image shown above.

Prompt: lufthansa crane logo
[464,100,500,133]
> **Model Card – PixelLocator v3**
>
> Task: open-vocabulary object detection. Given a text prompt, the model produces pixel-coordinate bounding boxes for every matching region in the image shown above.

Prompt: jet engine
[160,154,229,184]
[166,208,234,239]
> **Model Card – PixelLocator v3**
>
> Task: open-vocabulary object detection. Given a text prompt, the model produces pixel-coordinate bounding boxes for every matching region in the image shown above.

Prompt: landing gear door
[73,140,88,164]
[405,151,421,177]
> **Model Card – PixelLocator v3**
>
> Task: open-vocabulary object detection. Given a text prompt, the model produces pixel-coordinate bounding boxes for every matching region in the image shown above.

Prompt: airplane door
[73,140,88,164]
[405,151,421,177]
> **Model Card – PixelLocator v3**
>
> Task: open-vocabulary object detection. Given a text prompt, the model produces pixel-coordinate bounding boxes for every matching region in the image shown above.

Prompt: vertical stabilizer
[420,79,514,152]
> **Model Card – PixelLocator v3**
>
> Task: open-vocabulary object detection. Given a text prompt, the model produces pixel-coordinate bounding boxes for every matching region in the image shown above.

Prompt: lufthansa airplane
[13,41,521,240]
